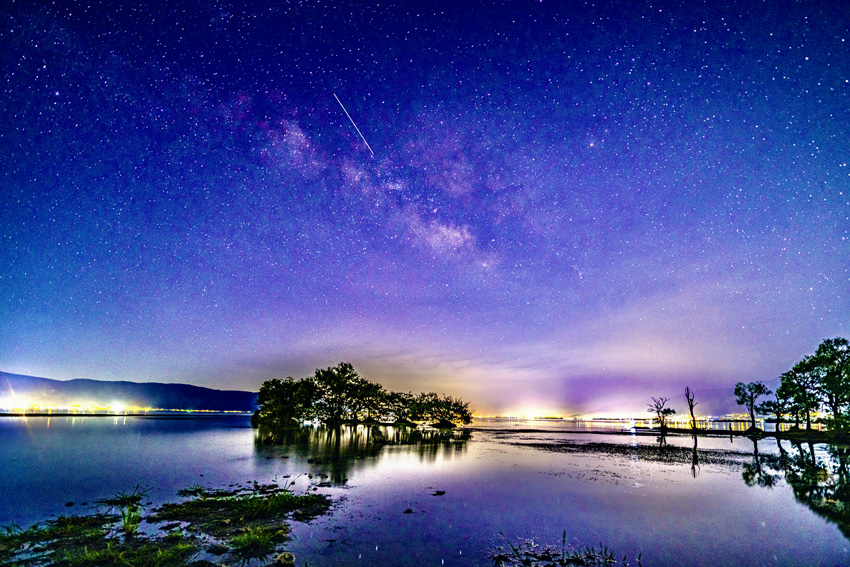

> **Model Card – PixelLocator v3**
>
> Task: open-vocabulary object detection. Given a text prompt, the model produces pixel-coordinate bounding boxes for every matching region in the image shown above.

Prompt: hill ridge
[0,371,258,412]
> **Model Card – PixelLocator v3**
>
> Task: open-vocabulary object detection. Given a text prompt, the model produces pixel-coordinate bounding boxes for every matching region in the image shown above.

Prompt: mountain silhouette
[0,371,257,412]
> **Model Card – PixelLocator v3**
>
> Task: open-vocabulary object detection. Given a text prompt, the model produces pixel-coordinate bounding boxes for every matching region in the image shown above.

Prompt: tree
[776,378,804,429]
[312,362,363,424]
[252,362,475,429]
[344,376,386,422]
[734,381,771,430]
[780,360,820,432]
[647,397,676,429]
[812,338,850,431]
[430,394,473,426]
[759,397,790,429]
[408,392,474,426]
[251,377,315,428]
[685,387,699,430]
[384,391,415,424]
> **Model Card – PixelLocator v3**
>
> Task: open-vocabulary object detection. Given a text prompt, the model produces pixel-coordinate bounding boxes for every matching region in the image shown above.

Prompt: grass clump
[492,532,643,567]
[96,485,149,537]
[229,526,285,564]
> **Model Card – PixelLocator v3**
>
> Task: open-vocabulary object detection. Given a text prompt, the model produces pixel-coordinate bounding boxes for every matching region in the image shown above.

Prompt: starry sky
[2,0,848,416]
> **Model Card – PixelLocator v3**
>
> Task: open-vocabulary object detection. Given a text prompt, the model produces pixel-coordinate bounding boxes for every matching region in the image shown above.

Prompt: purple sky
[2,0,848,416]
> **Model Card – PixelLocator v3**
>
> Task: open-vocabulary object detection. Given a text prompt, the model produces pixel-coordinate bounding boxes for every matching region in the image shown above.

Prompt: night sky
[2,0,848,416]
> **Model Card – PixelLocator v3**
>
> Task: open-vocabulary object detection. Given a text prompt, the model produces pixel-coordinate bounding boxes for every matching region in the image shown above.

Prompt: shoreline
[466,424,844,444]
[0,411,252,418]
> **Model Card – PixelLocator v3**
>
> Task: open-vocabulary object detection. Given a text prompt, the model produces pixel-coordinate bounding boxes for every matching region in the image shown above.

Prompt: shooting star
[333,93,375,156]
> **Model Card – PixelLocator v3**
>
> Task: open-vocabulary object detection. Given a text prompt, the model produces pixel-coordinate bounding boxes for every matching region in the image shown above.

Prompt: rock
[431,490,446,496]
[274,552,295,566]
[403,508,414,514]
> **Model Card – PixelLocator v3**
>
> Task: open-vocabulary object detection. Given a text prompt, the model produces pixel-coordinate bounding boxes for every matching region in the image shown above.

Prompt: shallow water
[1,415,848,566]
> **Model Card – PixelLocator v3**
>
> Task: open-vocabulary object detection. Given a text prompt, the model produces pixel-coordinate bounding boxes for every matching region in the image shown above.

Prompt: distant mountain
[0,372,258,412]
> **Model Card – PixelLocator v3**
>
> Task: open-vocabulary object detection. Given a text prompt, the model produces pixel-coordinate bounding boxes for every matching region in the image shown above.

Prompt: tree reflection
[746,438,850,539]
[777,441,850,538]
[741,438,779,488]
[254,424,470,484]
[690,434,700,478]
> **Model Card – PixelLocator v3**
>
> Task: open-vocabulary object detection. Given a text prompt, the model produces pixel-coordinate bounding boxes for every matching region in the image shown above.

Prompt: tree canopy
[750,337,850,435]
[734,381,771,430]
[252,362,474,429]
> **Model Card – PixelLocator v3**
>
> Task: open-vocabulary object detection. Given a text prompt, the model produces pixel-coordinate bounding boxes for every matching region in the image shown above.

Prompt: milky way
[1,0,848,415]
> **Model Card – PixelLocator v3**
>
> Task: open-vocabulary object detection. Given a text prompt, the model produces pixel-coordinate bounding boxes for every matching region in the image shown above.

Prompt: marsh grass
[229,526,285,564]
[96,485,149,537]
[62,538,196,567]
[150,483,329,535]
[0,515,115,566]
[492,533,643,567]
[1,481,329,567]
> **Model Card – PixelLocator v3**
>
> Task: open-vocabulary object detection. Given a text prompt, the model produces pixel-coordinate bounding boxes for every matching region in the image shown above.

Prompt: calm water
[1,415,848,566]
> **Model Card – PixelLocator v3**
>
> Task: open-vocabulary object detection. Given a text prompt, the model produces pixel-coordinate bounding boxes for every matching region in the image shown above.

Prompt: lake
[1,415,848,566]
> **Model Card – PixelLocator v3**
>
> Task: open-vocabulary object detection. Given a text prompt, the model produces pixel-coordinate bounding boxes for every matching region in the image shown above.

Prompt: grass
[150,483,329,535]
[62,538,196,567]
[1,481,330,567]
[229,526,284,564]
[492,532,643,567]
[96,485,149,537]
[0,515,115,566]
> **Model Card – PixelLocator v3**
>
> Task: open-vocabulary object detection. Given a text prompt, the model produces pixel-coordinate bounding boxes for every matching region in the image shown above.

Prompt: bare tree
[685,386,699,430]
[647,396,676,430]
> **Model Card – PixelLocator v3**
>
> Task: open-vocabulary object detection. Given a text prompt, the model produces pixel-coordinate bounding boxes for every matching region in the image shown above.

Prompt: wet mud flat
[505,437,753,469]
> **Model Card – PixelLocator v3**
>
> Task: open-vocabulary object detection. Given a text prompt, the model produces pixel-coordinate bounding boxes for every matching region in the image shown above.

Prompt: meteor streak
[333,93,374,156]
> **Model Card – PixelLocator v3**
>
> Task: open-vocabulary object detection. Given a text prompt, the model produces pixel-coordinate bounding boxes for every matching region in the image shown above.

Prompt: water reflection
[742,438,780,488]
[773,440,850,539]
[691,434,700,478]
[254,424,470,483]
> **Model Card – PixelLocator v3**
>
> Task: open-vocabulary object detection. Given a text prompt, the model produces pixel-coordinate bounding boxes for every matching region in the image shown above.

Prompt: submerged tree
[251,377,316,428]
[407,392,473,427]
[312,362,364,424]
[647,397,676,430]
[734,381,771,431]
[252,362,474,429]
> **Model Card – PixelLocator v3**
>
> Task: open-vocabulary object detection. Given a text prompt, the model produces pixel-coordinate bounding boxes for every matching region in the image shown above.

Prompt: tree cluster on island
[251,362,474,429]
[735,337,850,435]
